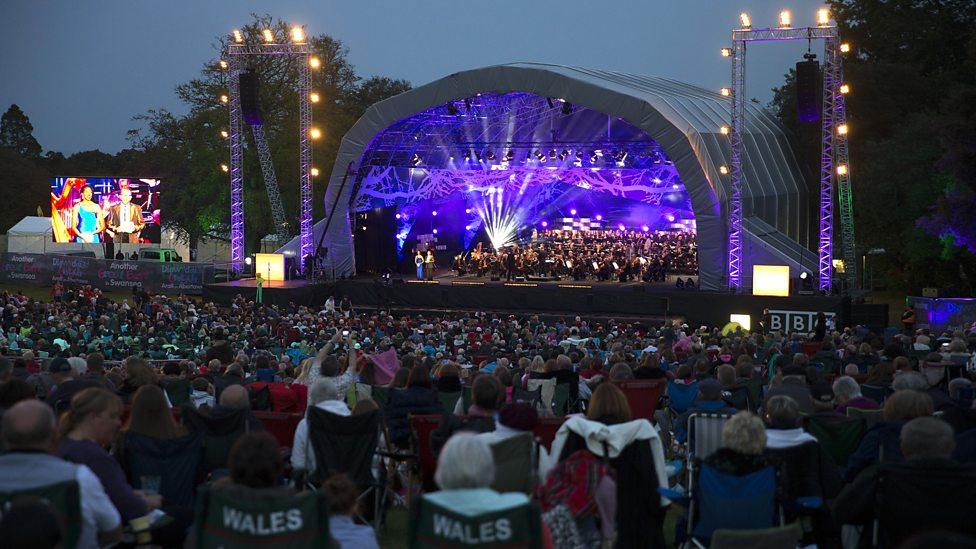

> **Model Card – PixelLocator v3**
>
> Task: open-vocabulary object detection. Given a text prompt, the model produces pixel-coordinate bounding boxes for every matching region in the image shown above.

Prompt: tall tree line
[770,0,976,294]
[0,14,410,253]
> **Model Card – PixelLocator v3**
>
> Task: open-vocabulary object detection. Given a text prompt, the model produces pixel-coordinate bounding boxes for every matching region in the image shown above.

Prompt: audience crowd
[2,285,976,547]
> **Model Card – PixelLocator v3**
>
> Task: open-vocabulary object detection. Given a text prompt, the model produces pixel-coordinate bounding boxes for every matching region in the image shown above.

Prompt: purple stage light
[667,214,675,222]
[672,184,680,189]
[570,208,577,216]
[541,221,548,227]
[395,213,401,220]
[432,228,438,234]
[642,225,650,232]
[618,224,626,231]
[465,208,471,214]
[432,210,438,216]
[595,214,602,221]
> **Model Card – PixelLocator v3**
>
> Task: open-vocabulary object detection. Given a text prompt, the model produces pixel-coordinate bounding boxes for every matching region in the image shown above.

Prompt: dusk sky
[1,0,825,155]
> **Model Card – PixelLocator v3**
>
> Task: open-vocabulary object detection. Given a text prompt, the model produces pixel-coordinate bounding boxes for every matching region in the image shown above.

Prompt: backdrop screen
[51,177,161,244]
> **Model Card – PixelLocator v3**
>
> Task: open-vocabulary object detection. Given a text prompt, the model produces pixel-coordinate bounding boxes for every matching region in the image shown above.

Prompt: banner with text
[1,253,212,295]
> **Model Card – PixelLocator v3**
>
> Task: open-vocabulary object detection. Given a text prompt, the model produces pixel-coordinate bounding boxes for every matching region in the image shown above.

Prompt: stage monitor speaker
[795,57,821,123]
[239,70,264,126]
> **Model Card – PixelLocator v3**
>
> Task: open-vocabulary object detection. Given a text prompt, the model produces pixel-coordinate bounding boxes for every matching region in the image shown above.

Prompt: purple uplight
[541,221,548,228]
[570,208,577,216]
[595,214,602,221]
[642,225,650,232]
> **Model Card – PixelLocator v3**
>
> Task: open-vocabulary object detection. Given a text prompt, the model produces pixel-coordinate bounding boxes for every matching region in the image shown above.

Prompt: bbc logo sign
[768,309,835,333]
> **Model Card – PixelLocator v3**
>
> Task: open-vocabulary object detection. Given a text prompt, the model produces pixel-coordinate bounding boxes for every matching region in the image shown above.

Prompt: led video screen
[51,177,161,244]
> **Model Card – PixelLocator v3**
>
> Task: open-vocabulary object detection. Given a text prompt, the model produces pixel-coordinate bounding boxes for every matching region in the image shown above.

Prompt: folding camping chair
[408,494,543,549]
[802,414,866,468]
[489,432,537,495]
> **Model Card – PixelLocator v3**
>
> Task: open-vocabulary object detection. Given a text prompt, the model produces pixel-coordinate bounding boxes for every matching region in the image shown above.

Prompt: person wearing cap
[674,378,738,444]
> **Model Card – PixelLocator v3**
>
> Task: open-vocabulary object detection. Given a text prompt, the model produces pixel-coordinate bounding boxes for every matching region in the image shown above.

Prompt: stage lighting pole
[727,15,856,293]
[225,31,314,274]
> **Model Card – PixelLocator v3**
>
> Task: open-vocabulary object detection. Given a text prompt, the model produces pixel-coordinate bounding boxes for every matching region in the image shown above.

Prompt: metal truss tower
[249,124,289,243]
[727,18,856,292]
[225,34,314,273]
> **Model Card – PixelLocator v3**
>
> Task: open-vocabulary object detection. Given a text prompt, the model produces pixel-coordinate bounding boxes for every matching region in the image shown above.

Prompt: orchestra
[449,228,698,283]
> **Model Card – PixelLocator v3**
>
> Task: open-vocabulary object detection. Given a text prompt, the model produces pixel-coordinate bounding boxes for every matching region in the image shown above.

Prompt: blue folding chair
[668,380,699,415]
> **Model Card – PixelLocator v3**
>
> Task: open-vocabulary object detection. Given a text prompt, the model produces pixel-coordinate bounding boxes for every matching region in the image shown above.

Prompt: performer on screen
[415,250,424,280]
[107,186,145,244]
[72,185,104,243]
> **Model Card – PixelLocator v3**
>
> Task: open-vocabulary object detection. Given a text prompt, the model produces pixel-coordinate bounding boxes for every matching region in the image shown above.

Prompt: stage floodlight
[837,123,848,135]
[432,228,438,234]
[719,165,729,175]
[779,10,792,28]
[262,29,274,43]
[753,265,790,297]
[220,164,229,172]
[720,47,733,57]
[720,125,730,135]
[290,26,305,43]
[837,164,848,175]
[570,208,577,216]
[310,167,320,177]
[817,8,830,26]
[220,130,229,138]
[595,214,602,221]
[309,128,322,139]
[309,92,320,103]
[411,153,422,166]
[244,256,252,266]
[219,94,228,104]
[541,221,548,228]
[839,42,851,53]
[232,29,244,43]
[309,56,321,69]
[720,87,732,97]
[219,60,228,69]
[839,83,850,94]
[739,12,751,29]
[432,210,438,217]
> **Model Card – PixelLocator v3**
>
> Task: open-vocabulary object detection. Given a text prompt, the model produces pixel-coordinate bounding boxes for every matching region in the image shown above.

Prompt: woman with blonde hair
[58,388,160,522]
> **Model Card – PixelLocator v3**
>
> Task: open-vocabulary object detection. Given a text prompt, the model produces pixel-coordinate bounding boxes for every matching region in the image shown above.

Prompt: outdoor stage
[330,275,849,329]
[203,279,330,307]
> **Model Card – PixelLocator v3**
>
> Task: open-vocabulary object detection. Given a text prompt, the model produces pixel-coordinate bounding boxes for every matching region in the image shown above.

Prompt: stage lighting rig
[262,29,275,43]
[232,29,244,43]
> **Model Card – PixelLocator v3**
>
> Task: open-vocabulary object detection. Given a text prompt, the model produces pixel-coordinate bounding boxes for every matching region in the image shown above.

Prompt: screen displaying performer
[51,177,161,243]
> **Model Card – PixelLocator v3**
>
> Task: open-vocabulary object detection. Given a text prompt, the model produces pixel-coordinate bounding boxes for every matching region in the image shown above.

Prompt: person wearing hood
[290,378,351,473]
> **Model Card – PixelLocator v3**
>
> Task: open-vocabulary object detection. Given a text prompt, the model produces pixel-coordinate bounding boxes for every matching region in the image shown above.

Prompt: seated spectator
[0,378,36,416]
[123,385,187,440]
[844,389,934,481]
[385,364,442,447]
[291,379,351,473]
[864,361,895,386]
[832,376,879,414]
[478,402,538,444]
[674,379,738,443]
[766,364,816,415]
[0,400,122,547]
[763,395,818,449]
[434,375,501,455]
[810,381,836,413]
[426,432,530,514]
[117,357,159,404]
[843,363,860,377]
[433,362,462,393]
[190,377,215,410]
[608,362,634,381]
[57,388,159,523]
[894,370,953,411]
[703,411,767,475]
[210,384,262,431]
[322,473,379,549]
[834,417,976,546]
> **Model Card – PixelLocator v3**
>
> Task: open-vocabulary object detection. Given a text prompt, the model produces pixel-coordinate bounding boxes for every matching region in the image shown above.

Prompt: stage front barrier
[0,252,214,294]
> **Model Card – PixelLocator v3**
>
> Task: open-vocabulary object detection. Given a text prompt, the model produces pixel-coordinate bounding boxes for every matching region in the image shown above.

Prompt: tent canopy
[280,63,814,290]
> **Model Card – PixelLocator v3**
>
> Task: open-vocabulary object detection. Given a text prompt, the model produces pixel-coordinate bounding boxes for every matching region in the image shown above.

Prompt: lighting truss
[225,39,313,273]
[727,23,855,293]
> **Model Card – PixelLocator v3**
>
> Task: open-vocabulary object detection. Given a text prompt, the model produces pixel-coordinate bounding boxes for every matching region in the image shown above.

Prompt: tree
[0,104,42,159]
[769,0,976,294]
[131,14,410,254]
[0,147,51,232]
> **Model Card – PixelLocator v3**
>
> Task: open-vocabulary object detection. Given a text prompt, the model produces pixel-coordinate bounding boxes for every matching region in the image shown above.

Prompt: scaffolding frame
[727,23,855,292]
[225,39,313,273]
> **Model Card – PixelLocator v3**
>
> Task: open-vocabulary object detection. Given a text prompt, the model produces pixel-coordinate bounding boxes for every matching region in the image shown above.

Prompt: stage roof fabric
[289,63,814,290]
